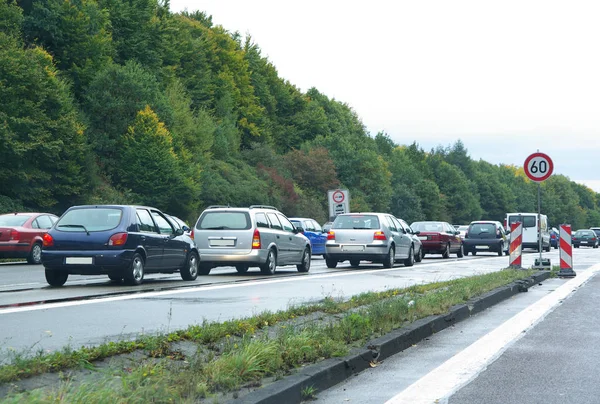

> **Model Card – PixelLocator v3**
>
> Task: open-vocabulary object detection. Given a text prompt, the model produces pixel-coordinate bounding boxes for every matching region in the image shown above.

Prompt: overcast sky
[170,0,600,191]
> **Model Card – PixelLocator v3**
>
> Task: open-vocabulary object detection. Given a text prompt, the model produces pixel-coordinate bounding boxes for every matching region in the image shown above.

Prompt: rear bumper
[325,244,388,262]
[198,249,268,267]
[420,240,445,254]
[463,239,504,252]
[0,242,31,258]
[42,249,134,274]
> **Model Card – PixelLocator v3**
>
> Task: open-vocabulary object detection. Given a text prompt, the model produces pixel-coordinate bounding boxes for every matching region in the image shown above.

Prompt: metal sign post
[523,151,554,270]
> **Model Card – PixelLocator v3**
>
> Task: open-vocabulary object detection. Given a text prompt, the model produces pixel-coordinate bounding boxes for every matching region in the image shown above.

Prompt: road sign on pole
[328,189,350,220]
[524,152,553,269]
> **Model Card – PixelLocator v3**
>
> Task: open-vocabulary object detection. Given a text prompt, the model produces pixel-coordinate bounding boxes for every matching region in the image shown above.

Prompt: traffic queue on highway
[0,205,595,287]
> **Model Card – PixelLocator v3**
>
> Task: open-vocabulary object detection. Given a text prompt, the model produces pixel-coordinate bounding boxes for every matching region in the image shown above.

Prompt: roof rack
[249,205,278,210]
[206,205,230,209]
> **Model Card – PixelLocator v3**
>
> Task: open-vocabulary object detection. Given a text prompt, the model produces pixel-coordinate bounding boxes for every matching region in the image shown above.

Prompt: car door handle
[141,236,146,241]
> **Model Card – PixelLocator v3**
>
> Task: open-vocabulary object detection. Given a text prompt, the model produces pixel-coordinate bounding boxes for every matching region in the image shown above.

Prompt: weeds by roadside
[0,269,536,403]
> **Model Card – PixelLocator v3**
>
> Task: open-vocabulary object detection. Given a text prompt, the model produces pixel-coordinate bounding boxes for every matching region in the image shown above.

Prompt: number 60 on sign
[524,152,554,182]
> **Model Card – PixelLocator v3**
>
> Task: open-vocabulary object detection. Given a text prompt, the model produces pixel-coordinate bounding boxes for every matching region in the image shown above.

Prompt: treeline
[1,0,598,229]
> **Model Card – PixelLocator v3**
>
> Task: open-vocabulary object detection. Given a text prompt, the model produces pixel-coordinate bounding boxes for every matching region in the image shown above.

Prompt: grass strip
[0,269,536,402]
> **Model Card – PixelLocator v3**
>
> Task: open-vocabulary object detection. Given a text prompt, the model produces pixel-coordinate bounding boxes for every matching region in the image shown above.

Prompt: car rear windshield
[469,223,496,235]
[197,211,251,230]
[56,208,122,232]
[411,222,444,232]
[508,215,536,228]
[333,215,380,230]
[0,215,31,227]
[574,230,594,237]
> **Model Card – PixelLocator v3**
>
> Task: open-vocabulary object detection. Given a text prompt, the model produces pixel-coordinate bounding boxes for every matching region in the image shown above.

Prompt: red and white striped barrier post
[558,224,576,278]
[509,222,523,269]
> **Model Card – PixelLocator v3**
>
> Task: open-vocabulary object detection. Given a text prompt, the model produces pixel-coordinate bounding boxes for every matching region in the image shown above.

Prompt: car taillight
[430,234,440,241]
[9,230,19,241]
[108,232,128,246]
[374,231,387,241]
[42,233,54,247]
[593,237,597,242]
[327,231,335,240]
[190,229,194,239]
[252,228,261,249]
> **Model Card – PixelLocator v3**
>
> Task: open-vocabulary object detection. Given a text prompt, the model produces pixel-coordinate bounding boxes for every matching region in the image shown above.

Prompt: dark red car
[410,221,464,258]
[0,213,59,264]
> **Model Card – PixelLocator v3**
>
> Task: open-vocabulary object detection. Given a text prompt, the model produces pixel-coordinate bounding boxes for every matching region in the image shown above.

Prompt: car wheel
[349,259,360,267]
[544,244,550,252]
[124,253,145,285]
[296,248,311,272]
[414,247,423,263]
[108,274,122,282]
[260,249,277,275]
[574,245,579,248]
[404,246,414,267]
[498,243,504,257]
[442,244,450,259]
[472,251,477,256]
[326,259,338,269]
[383,246,395,268]
[235,265,249,274]
[457,244,464,258]
[27,243,43,265]
[45,268,68,287]
[199,263,212,275]
[181,251,199,280]
[594,244,599,249]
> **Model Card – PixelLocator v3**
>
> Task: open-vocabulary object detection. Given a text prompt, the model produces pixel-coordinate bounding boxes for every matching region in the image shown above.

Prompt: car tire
[442,244,450,259]
[404,246,415,267]
[457,244,464,258]
[414,247,423,263]
[296,248,311,272]
[27,243,43,265]
[45,268,68,287]
[544,244,550,252]
[594,244,599,249]
[349,259,360,267]
[574,245,579,248]
[124,253,144,285]
[383,246,395,268]
[498,243,504,257]
[235,265,249,274]
[472,251,477,256]
[108,274,122,282]
[199,264,212,275]
[181,251,199,281]
[260,249,277,275]
[325,259,338,269]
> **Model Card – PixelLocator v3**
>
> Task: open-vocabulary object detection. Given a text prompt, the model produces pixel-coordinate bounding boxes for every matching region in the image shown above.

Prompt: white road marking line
[385,263,600,404]
[0,256,503,315]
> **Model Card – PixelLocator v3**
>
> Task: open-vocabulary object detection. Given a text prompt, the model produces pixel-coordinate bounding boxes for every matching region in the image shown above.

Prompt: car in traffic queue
[41,205,200,286]
[0,212,59,264]
[167,214,192,236]
[289,217,327,256]
[462,221,509,256]
[572,229,599,248]
[410,221,464,258]
[193,205,311,275]
[397,217,424,262]
[324,212,417,268]
[322,221,333,233]
[550,227,559,249]
[456,225,469,240]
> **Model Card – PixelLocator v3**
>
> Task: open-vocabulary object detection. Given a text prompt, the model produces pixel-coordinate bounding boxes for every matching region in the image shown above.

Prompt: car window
[151,211,175,234]
[508,215,536,228]
[57,208,123,232]
[394,217,408,233]
[31,218,40,229]
[198,211,251,230]
[49,215,58,224]
[304,220,315,231]
[267,213,283,230]
[136,209,157,233]
[0,215,31,227]
[36,215,53,229]
[312,220,322,232]
[290,220,302,230]
[255,213,269,229]
[411,222,444,232]
[168,216,182,230]
[278,214,295,232]
[334,215,380,230]
[385,216,398,231]
[444,223,455,233]
[469,223,496,234]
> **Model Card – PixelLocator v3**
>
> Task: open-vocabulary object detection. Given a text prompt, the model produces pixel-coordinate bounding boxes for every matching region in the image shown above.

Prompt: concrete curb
[235,271,552,404]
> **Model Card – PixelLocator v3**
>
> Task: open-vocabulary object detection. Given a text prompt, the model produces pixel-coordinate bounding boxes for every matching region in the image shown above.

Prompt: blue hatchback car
[289,217,327,256]
[41,205,199,286]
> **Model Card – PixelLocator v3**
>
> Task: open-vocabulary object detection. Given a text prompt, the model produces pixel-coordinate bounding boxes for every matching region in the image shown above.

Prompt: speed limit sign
[524,152,554,182]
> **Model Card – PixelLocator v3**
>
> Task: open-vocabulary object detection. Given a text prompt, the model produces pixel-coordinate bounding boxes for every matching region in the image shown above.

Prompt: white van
[505,213,551,251]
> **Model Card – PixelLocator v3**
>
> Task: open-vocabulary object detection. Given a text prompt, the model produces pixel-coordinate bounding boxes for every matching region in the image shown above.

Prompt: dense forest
[1,0,599,229]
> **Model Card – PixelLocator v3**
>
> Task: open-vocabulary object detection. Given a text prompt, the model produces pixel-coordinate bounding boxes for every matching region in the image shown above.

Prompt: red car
[410,221,464,258]
[0,212,59,264]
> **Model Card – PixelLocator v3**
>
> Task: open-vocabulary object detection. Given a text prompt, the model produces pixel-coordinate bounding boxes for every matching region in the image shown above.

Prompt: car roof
[0,212,48,216]
[67,204,156,210]
[470,221,500,224]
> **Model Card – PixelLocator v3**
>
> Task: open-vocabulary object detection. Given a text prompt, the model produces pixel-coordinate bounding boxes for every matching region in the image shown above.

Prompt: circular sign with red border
[524,152,554,182]
[332,190,345,203]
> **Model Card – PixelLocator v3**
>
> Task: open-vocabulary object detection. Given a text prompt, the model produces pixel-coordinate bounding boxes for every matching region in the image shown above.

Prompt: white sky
[170,0,600,192]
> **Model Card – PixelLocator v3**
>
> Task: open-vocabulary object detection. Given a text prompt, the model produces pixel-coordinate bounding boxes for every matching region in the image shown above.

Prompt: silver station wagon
[193,205,311,275]
[324,212,417,268]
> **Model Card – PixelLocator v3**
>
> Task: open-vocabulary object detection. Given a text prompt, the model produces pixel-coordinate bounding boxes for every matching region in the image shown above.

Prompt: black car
[572,229,599,249]
[462,221,509,256]
[41,205,200,286]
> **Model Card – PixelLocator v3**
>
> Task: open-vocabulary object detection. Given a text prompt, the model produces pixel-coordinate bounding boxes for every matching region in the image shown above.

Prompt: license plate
[475,246,489,250]
[418,236,428,240]
[65,257,93,265]
[581,241,588,244]
[210,239,235,247]
[342,245,365,252]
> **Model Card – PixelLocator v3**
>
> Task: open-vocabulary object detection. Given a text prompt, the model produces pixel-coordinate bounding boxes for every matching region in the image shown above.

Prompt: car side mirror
[174,228,184,236]
[414,230,420,235]
[294,227,303,234]
[182,225,190,232]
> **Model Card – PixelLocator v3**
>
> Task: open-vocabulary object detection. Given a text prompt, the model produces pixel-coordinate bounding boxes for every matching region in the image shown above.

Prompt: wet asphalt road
[0,249,556,362]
